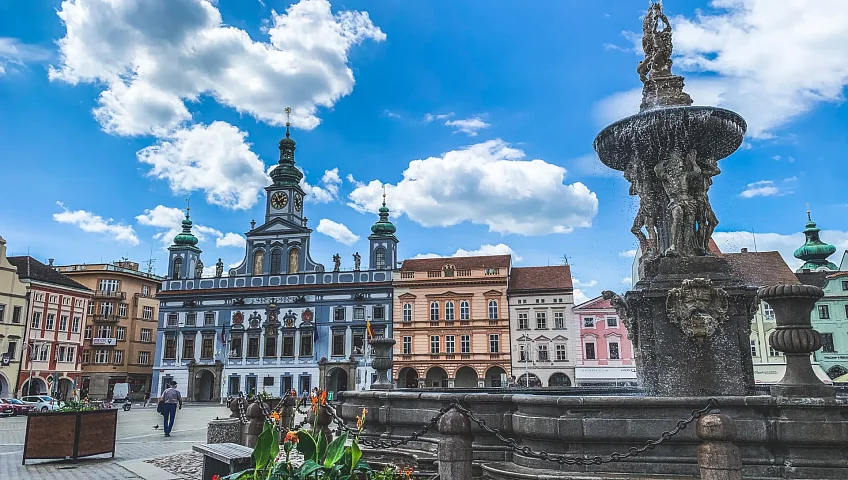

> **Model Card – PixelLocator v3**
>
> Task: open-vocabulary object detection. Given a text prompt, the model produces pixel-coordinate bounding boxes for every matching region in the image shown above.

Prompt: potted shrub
[22,398,118,465]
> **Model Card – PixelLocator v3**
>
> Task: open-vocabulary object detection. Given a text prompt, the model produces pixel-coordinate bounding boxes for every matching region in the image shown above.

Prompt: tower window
[270,249,282,274]
[173,258,183,279]
[375,248,386,269]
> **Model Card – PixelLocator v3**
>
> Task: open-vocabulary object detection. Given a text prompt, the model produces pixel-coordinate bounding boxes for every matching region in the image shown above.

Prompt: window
[582,317,595,328]
[183,338,195,359]
[75,299,83,308]
[536,312,547,329]
[87,302,95,315]
[402,336,412,354]
[488,300,498,319]
[96,325,112,338]
[821,333,835,353]
[353,307,365,320]
[143,306,154,320]
[94,349,109,364]
[58,346,67,363]
[247,337,260,358]
[139,351,150,365]
[769,345,783,357]
[538,344,549,361]
[12,306,21,324]
[270,249,282,274]
[334,308,346,322]
[554,312,565,329]
[762,302,776,321]
[141,328,152,342]
[430,335,440,354]
[260,335,275,357]
[819,305,831,319]
[7,341,16,359]
[332,331,346,356]
[609,342,620,360]
[375,248,386,270]
[299,332,313,356]
[402,304,412,322]
[430,302,439,321]
[204,312,215,326]
[750,339,757,357]
[373,305,385,320]
[186,313,197,326]
[84,326,92,339]
[173,257,183,278]
[59,315,68,331]
[167,314,178,326]
[31,312,41,329]
[202,337,214,359]
[62,297,70,306]
[460,301,470,320]
[116,327,126,341]
[231,337,243,357]
[113,350,124,365]
[845,304,848,319]
[72,316,80,333]
[585,343,596,360]
[100,302,114,316]
[519,345,527,362]
[45,314,55,330]
[282,335,294,357]
[64,347,75,363]
[49,295,58,304]
[98,279,119,292]
[842,280,848,291]
[606,317,618,328]
[518,313,528,330]
[445,301,455,321]
[142,285,150,297]
[445,335,455,353]
[555,344,567,361]
[82,350,90,364]
[352,332,364,355]
[118,303,127,317]
[489,334,500,353]
[460,335,470,353]
[38,344,49,361]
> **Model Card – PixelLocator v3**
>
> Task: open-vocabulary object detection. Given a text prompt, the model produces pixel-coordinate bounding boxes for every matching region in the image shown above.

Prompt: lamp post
[215,347,227,404]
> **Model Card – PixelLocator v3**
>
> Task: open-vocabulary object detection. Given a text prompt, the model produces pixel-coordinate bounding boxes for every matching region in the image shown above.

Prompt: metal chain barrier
[235,392,248,425]
[322,398,719,466]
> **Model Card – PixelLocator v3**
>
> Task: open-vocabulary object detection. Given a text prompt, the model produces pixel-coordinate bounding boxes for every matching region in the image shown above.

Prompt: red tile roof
[508,266,573,292]
[723,251,800,287]
[400,255,511,272]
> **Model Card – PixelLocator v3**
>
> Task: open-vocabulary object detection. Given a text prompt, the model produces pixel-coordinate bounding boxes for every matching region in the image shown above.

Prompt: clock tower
[265,107,306,226]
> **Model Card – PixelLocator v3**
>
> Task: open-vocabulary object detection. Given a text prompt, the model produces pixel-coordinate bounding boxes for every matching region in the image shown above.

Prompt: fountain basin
[593,106,746,171]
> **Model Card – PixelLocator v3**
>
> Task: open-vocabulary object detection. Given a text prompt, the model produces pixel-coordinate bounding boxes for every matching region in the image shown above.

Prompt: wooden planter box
[22,409,118,465]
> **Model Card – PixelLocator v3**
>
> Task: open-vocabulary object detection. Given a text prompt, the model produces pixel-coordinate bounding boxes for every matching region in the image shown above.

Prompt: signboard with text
[92,338,117,346]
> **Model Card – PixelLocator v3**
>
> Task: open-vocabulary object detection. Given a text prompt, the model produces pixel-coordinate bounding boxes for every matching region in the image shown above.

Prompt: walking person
[160,381,183,437]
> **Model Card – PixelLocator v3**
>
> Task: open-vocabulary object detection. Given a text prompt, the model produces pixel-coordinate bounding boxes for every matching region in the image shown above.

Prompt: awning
[575,366,637,381]
[833,373,848,383]
[753,363,833,385]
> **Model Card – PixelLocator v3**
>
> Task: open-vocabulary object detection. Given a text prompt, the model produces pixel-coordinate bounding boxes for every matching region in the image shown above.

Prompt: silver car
[20,395,62,412]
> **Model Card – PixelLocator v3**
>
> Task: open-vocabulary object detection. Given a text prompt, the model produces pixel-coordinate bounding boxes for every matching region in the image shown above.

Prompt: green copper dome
[370,193,396,236]
[173,213,199,248]
[269,122,303,188]
[793,212,837,272]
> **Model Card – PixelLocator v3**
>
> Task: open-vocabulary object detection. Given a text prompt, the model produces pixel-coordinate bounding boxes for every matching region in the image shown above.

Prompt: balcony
[400,272,415,279]
[489,353,502,360]
[92,314,119,323]
[427,271,441,278]
[94,290,126,299]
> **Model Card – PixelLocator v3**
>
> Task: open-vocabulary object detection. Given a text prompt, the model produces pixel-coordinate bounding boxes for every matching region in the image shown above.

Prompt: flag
[366,319,374,339]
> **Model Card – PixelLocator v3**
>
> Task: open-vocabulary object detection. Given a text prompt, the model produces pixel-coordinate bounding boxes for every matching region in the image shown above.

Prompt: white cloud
[573,278,598,288]
[596,1,848,138]
[53,202,140,245]
[423,113,454,123]
[216,233,246,249]
[410,243,521,262]
[622,276,633,285]
[573,289,590,305]
[0,37,50,75]
[348,139,598,235]
[619,249,637,258]
[300,167,342,203]
[570,152,619,178]
[50,0,385,136]
[713,229,848,270]
[316,218,359,245]
[383,109,401,119]
[138,122,269,210]
[445,116,491,137]
[738,177,796,198]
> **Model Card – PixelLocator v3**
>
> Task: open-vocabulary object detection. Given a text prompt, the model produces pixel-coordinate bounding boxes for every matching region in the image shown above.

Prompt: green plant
[57,398,96,412]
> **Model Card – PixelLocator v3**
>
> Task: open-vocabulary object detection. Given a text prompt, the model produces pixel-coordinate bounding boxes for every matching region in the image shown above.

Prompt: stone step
[481,462,698,480]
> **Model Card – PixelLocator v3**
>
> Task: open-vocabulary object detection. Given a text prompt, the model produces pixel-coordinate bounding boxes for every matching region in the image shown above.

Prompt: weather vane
[284,107,292,126]
[185,197,191,217]
[382,184,387,205]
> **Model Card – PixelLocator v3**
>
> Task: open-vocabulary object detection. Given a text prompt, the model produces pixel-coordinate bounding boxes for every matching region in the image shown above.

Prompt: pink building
[573,296,637,387]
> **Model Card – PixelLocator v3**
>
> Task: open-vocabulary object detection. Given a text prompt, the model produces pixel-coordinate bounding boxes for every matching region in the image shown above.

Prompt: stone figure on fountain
[638,3,692,111]
[624,158,659,258]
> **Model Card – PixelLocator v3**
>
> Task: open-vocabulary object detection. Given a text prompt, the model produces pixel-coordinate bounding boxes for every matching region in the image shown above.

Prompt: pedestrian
[160,381,183,437]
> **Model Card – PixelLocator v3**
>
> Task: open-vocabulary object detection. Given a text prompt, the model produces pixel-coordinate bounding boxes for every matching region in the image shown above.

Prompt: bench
[193,442,254,480]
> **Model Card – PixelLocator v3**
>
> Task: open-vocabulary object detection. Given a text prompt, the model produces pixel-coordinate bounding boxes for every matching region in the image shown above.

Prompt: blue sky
[1,0,847,303]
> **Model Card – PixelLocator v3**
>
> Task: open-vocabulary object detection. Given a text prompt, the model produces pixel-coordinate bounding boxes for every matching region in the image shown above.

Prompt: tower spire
[185,197,191,219]
[370,185,396,237]
[270,106,303,187]
[793,209,837,272]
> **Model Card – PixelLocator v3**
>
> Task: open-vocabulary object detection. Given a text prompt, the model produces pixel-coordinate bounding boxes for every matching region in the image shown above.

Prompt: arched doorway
[485,366,507,387]
[397,367,418,388]
[517,373,542,387]
[454,366,479,388]
[0,373,9,398]
[57,378,74,401]
[195,370,215,401]
[548,372,572,387]
[826,365,848,380]
[328,368,348,394]
[425,367,448,388]
[22,377,47,396]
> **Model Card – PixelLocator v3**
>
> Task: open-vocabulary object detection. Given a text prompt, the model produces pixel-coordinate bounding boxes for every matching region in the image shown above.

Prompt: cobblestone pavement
[0,403,232,479]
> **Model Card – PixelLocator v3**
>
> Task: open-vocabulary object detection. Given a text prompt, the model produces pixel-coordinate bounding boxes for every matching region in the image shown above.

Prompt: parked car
[0,401,13,416]
[0,398,36,415]
[20,396,63,412]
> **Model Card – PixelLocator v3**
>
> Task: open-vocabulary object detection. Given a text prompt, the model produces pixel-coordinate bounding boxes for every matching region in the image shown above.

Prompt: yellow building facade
[0,237,27,398]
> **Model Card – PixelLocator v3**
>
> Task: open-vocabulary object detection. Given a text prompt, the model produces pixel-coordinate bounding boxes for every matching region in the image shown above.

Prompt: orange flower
[311,395,318,405]
[284,430,299,444]
[320,390,327,405]
[270,411,281,423]
[402,467,414,478]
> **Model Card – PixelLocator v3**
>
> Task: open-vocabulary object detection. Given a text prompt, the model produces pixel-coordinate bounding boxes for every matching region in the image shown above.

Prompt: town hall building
[152,118,399,401]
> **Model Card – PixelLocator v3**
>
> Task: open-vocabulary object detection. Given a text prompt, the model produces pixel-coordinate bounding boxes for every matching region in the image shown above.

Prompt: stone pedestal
[623,256,757,396]
[438,409,473,480]
[207,418,242,444]
[697,413,742,480]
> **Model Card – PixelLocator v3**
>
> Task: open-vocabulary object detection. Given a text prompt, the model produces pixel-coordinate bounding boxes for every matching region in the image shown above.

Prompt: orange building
[393,255,511,388]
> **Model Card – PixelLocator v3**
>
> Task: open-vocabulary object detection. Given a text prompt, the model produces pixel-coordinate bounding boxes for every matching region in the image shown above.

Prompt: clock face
[271,192,288,209]
[294,194,303,212]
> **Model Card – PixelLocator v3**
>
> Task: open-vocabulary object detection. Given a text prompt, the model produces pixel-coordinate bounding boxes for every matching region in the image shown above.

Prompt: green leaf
[317,430,328,463]
[253,423,279,470]
[296,459,324,478]
[296,430,318,462]
[222,469,254,480]
[349,441,362,475]
[323,432,347,468]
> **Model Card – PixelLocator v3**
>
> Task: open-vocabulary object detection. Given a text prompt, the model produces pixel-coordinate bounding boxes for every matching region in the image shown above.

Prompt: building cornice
[158,281,393,297]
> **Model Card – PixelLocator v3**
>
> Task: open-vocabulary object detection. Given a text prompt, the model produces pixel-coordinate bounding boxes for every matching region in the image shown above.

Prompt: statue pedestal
[640,74,693,111]
[628,256,757,396]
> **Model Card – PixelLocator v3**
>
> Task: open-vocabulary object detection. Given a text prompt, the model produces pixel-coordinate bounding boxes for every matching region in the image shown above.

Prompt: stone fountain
[334,4,848,479]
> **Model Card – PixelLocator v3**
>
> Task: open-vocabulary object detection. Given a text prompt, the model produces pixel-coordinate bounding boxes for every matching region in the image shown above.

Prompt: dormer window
[443,264,455,277]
